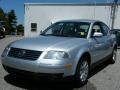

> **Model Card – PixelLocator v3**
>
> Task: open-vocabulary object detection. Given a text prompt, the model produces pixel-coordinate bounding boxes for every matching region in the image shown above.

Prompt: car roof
[58,19,101,23]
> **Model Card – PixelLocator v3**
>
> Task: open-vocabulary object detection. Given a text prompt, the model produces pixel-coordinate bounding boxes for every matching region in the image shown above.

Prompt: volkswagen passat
[1,19,117,85]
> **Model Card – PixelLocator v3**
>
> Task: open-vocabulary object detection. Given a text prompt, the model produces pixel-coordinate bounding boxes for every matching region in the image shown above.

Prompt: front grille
[8,47,42,60]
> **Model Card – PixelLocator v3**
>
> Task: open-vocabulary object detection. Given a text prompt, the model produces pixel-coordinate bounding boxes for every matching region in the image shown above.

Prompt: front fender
[70,47,90,76]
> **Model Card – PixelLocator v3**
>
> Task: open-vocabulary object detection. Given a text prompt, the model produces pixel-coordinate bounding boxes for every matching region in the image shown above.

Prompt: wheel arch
[77,52,91,67]
[72,51,91,76]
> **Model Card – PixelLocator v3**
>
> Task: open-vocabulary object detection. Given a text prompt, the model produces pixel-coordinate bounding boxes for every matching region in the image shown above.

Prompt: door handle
[95,44,102,47]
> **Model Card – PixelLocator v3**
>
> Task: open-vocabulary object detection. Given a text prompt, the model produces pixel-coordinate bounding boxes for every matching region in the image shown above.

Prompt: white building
[24,3,120,37]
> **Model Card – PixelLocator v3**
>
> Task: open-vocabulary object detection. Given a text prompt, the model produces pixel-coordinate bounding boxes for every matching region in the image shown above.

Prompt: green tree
[16,24,24,35]
[0,8,5,21]
[0,8,18,34]
[0,8,8,33]
[7,10,17,33]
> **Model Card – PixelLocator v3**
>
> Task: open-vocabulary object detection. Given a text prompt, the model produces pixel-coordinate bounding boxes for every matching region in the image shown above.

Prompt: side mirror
[93,32,103,37]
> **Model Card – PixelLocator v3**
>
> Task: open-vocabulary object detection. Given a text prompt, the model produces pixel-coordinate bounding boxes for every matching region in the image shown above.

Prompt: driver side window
[91,23,103,36]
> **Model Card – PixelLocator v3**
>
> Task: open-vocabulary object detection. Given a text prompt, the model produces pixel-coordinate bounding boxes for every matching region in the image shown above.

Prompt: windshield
[41,22,90,38]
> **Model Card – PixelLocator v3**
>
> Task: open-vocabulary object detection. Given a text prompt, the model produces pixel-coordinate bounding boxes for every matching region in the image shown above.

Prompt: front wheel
[74,56,89,86]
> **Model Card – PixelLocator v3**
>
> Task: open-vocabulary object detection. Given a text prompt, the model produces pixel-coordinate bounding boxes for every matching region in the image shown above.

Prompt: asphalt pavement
[0,36,120,90]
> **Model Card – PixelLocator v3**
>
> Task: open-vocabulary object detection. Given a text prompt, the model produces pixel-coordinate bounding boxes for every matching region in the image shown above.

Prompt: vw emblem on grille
[18,50,26,56]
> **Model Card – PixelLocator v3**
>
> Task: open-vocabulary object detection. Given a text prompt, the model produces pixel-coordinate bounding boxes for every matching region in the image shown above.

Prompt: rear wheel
[110,48,117,64]
[74,56,89,86]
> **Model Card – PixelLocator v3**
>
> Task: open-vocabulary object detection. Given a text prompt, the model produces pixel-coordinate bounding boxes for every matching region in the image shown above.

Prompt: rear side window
[100,23,110,36]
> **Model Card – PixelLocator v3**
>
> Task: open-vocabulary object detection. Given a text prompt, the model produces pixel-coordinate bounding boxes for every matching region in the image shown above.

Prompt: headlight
[1,45,11,57]
[43,51,69,60]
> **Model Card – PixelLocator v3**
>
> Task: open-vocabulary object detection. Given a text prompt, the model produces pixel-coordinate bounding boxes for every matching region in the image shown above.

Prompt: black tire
[74,56,90,86]
[109,48,117,64]
[3,34,5,38]
[3,35,5,38]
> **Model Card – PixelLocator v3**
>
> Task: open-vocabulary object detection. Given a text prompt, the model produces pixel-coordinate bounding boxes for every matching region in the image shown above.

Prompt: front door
[90,22,107,63]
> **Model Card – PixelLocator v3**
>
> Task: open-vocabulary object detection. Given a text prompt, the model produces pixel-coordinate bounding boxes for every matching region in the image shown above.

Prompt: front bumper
[1,56,73,77]
[3,65,63,79]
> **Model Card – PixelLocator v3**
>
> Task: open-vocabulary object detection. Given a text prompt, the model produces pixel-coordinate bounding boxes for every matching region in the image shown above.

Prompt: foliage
[16,24,24,32]
[7,9,17,33]
[0,8,23,34]
[0,8,5,21]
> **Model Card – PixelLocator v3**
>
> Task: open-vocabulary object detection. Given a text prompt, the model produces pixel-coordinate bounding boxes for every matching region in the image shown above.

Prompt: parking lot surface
[0,36,120,90]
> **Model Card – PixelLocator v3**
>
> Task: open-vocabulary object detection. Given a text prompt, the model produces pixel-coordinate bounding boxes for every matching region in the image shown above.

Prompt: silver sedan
[1,19,117,86]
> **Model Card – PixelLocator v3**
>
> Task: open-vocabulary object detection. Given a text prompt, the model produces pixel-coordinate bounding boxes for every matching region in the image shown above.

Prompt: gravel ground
[0,36,120,90]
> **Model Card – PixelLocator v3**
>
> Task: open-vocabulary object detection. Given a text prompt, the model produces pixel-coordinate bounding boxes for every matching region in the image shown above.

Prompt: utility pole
[111,0,118,29]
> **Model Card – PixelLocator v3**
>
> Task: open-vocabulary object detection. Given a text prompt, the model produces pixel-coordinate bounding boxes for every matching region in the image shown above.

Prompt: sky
[0,0,114,25]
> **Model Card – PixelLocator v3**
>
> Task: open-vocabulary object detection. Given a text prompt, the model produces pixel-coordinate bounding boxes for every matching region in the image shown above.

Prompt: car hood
[11,36,88,51]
